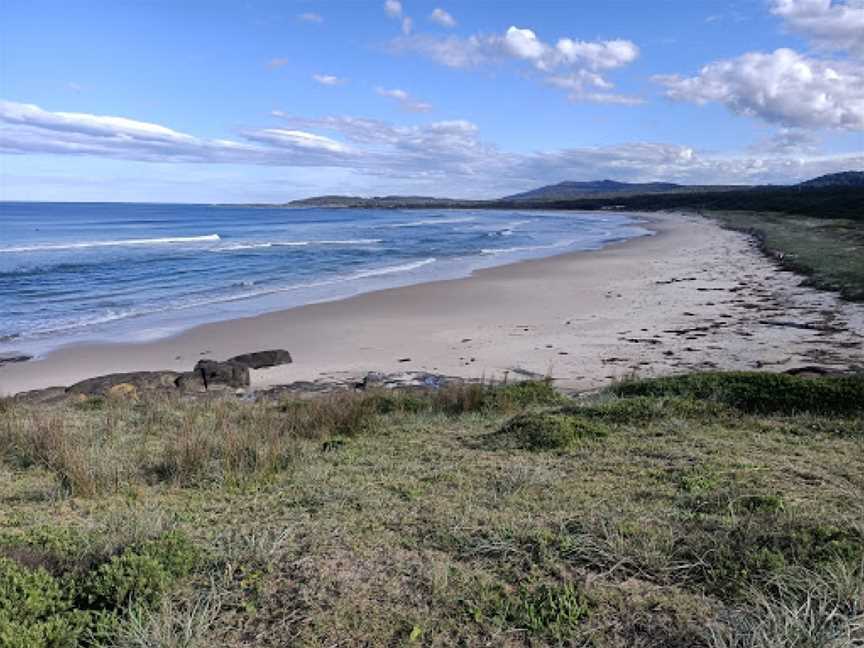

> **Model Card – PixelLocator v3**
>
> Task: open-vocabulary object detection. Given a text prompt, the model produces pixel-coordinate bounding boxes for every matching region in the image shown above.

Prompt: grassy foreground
[707,211,864,301]
[1,374,863,647]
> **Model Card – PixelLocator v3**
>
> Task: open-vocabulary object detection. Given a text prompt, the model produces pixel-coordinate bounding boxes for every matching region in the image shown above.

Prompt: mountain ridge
[283,170,863,208]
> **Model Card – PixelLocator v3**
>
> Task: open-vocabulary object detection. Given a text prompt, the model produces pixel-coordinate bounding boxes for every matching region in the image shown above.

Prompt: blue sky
[1,0,862,202]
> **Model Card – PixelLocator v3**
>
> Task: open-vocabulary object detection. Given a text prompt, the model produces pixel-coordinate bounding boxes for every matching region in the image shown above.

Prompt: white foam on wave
[351,257,437,279]
[391,217,476,228]
[481,240,576,255]
[214,238,382,252]
[0,234,221,253]
[11,257,439,341]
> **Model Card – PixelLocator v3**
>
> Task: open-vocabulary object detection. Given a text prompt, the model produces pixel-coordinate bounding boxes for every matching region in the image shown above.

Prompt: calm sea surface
[0,203,651,355]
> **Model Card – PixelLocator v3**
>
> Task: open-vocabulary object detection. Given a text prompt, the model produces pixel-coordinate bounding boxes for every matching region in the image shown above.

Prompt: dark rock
[174,371,207,393]
[67,371,181,396]
[0,353,33,367]
[784,366,841,378]
[227,349,293,369]
[193,359,250,389]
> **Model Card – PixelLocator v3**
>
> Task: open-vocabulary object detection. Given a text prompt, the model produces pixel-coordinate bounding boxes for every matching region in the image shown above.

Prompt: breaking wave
[0,234,221,253]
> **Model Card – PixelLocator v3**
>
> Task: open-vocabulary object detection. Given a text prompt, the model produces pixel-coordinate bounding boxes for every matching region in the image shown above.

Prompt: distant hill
[505,179,691,201]
[799,171,864,188]
[281,171,862,211]
[287,195,463,208]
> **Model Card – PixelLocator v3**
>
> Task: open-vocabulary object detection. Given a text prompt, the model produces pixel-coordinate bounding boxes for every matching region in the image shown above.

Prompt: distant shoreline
[4,211,863,396]
[0,207,651,361]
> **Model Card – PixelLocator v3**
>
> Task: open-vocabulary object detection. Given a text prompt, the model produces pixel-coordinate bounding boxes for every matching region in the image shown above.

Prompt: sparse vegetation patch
[1,374,862,645]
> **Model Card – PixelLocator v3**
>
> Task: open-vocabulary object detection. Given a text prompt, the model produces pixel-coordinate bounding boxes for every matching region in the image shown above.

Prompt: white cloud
[395,27,638,72]
[267,58,289,69]
[771,0,864,57]
[0,100,350,165]
[384,0,402,18]
[0,100,197,143]
[655,48,864,130]
[429,8,456,28]
[402,16,413,35]
[375,87,432,112]
[313,74,347,86]
[390,26,641,104]
[545,73,645,105]
[554,37,639,70]
[750,127,821,154]
[242,128,349,153]
[3,99,862,197]
[297,12,323,23]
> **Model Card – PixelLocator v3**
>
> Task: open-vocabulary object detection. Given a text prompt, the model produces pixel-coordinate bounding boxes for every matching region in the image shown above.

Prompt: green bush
[83,531,199,609]
[491,413,608,450]
[0,530,199,645]
[0,557,90,647]
[612,372,864,415]
[489,380,565,409]
[84,553,170,609]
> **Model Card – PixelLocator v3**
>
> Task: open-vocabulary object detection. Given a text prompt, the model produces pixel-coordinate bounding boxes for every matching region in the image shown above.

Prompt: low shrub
[612,372,864,415]
[491,413,608,450]
[565,395,729,424]
[0,557,91,647]
[0,529,200,645]
[488,380,565,410]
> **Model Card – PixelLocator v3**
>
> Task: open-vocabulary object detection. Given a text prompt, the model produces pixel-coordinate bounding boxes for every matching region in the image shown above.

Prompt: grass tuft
[490,412,608,450]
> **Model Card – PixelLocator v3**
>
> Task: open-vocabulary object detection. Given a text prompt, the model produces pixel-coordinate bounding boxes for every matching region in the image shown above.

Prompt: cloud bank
[2,99,861,198]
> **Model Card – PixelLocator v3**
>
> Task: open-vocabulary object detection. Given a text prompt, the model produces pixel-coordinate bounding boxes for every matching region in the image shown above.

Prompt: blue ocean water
[0,203,650,355]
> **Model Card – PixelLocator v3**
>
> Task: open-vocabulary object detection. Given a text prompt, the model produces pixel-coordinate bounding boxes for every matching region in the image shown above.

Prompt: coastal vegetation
[707,210,864,301]
[1,373,862,646]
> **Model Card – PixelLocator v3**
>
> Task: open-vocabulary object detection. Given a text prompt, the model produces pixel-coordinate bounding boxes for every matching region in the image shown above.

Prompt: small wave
[7,258,440,341]
[0,234,221,253]
[481,241,575,255]
[214,239,382,252]
[391,217,476,228]
[351,258,436,279]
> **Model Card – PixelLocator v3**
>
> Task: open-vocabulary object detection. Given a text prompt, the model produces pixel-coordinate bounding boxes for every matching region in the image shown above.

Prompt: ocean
[0,203,651,356]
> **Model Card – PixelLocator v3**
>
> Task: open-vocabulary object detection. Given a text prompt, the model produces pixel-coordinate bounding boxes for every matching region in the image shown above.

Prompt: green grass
[611,371,864,417]
[1,375,862,646]
[708,210,864,301]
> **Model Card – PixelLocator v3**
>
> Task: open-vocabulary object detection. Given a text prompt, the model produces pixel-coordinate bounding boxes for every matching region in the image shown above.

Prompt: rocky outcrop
[227,349,293,369]
[67,371,181,397]
[192,359,250,389]
[11,350,286,404]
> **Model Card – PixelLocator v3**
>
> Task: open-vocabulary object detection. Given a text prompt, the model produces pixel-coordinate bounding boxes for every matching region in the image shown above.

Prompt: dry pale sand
[2,211,863,396]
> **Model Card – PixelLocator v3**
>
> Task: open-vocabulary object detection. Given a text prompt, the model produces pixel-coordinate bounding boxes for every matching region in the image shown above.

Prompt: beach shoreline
[2,210,862,396]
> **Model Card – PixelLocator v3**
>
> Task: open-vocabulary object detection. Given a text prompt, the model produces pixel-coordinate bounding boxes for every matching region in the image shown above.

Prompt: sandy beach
[2,211,863,396]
